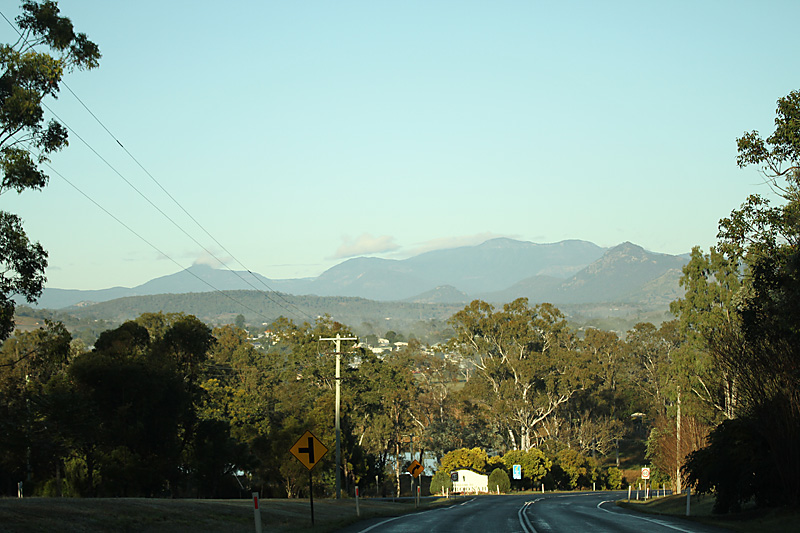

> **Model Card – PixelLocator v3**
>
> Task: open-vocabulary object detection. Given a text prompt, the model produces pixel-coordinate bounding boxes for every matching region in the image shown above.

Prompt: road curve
[525,492,730,533]
[335,492,733,533]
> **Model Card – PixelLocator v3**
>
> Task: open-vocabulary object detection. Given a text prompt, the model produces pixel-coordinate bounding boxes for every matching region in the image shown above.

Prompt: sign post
[290,431,329,525]
[641,467,651,500]
[407,460,423,507]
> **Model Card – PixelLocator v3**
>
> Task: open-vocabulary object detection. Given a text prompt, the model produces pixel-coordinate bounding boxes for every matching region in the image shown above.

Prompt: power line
[47,100,311,323]
[2,5,314,324]
[60,81,313,321]
[41,159,275,324]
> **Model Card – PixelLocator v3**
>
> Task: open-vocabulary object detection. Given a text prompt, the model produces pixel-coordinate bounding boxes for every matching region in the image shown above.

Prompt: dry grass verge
[618,493,800,533]
[0,496,456,533]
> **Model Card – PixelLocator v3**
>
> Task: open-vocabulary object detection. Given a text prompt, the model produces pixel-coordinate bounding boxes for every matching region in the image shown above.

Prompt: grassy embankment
[0,496,456,533]
[619,493,800,533]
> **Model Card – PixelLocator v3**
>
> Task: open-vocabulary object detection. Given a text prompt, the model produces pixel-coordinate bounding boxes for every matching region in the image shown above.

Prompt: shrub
[502,448,551,487]
[430,470,453,495]
[606,467,623,490]
[488,468,511,494]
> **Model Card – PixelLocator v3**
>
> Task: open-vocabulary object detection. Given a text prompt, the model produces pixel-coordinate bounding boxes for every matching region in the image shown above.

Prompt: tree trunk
[395,440,401,498]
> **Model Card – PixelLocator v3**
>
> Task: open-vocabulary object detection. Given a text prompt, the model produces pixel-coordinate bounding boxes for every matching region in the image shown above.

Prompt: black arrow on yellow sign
[299,437,316,463]
[408,459,423,478]
[290,430,328,471]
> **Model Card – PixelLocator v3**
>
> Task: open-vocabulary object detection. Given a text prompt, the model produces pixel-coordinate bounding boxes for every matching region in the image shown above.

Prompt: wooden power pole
[320,334,357,499]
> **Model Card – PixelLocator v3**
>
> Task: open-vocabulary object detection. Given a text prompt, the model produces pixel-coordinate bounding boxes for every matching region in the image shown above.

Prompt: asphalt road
[336,492,733,533]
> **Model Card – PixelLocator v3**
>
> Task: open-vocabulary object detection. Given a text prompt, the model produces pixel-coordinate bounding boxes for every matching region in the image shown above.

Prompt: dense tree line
[0,303,691,498]
[678,90,800,512]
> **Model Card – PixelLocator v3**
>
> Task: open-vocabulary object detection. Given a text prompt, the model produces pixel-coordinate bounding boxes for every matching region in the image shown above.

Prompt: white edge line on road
[596,500,695,533]
[518,500,538,533]
[356,497,475,532]
[357,514,405,533]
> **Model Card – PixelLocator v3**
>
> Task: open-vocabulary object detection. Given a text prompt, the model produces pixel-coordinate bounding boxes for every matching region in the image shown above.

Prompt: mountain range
[33,238,689,310]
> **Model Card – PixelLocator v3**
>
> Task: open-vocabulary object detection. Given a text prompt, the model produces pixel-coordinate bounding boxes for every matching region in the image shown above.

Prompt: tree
[405,347,464,460]
[354,349,417,497]
[683,417,778,513]
[0,320,72,494]
[682,90,800,510]
[488,468,510,493]
[0,1,100,341]
[0,214,47,341]
[670,246,741,420]
[735,90,800,196]
[438,447,488,474]
[623,322,680,417]
[501,448,551,488]
[42,314,223,497]
[449,299,591,451]
[551,448,594,490]
[429,469,453,495]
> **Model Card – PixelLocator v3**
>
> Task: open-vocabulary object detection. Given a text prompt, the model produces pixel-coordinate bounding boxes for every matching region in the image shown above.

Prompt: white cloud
[332,234,400,259]
[192,250,233,269]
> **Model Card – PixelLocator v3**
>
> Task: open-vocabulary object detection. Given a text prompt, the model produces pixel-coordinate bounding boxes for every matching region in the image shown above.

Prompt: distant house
[451,470,488,494]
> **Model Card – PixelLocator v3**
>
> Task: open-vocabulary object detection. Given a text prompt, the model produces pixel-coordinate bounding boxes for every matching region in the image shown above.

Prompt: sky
[3,1,799,290]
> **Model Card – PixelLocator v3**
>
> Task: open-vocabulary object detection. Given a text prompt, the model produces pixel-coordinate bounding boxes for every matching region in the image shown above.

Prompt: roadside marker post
[355,485,360,517]
[686,486,691,516]
[252,492,262,533]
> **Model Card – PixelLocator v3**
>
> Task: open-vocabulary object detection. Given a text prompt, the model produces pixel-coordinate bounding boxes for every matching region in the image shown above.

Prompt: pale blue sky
[3,1,799,290]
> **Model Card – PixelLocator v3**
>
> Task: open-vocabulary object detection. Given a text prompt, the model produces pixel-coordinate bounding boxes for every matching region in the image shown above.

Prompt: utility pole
[320,334,357,499]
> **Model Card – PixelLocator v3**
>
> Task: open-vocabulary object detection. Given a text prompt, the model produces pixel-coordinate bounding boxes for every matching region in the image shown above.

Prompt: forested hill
[57,292,463,342]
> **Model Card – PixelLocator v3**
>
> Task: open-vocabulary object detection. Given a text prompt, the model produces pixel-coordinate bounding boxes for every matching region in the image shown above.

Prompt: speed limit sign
[641,467,651,480]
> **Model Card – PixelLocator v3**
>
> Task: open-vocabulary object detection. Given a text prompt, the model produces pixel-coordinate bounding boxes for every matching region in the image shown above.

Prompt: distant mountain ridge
[31,238,688,309]
[476,242,687,306]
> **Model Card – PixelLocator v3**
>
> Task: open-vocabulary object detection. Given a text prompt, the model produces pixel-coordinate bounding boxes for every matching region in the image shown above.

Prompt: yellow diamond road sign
[290,431,328,471]
[408,459,423,478]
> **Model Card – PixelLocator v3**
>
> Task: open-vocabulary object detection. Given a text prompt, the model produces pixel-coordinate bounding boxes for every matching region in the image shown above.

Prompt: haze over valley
[22,238,687,338]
